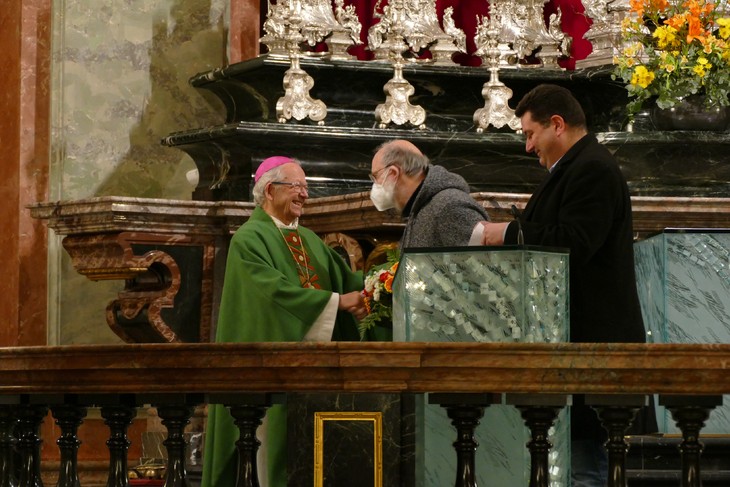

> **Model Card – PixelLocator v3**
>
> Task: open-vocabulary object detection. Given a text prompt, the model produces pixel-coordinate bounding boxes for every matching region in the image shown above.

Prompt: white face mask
[369,171,397,211]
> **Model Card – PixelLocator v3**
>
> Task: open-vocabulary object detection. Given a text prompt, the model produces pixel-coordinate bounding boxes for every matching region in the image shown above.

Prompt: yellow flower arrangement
[613,0,730,119]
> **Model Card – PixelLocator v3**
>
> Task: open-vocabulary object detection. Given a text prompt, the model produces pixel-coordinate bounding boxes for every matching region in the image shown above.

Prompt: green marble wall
[49,0,229,344]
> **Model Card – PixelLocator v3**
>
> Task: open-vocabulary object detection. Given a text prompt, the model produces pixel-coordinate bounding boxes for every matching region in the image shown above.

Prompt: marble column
[229,0,262,62]
[0,0,51,347]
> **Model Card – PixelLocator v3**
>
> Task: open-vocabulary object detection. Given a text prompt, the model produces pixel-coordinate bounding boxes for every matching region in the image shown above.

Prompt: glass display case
[393,246,570,343]
[635,228,730,433]
[393,246,570,487]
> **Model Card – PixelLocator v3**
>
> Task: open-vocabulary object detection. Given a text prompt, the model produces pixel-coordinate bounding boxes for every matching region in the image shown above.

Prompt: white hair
[251,160,301,206]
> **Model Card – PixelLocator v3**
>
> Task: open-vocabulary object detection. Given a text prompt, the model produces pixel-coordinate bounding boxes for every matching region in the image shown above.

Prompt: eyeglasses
[271,181,309,193]
[368,165,392,183]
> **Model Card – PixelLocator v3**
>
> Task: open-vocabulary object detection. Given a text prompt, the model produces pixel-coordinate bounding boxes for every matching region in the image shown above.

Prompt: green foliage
[613,0,730,120]
[357,249,400,341]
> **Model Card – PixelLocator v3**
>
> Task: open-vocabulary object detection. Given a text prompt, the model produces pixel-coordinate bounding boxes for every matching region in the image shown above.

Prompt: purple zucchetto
[254,156,295,183]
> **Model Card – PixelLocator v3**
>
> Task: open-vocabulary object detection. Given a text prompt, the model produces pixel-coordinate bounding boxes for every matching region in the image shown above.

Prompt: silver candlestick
[274,4,328,125]
[473,13,521,132]
[368,0,465,127]
[276,52,328,125]
[375,55,427,129]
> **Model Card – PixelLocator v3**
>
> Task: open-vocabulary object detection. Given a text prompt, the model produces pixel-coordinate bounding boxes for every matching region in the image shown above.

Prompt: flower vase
[650,95,730,131]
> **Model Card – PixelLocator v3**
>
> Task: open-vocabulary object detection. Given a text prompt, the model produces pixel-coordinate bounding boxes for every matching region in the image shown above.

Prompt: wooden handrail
[0,342,728,395]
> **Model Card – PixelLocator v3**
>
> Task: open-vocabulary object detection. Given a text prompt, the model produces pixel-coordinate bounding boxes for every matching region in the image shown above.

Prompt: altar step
[627,435,730,486]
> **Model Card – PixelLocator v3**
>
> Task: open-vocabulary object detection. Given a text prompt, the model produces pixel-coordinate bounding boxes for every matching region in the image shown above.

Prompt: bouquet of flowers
[358,249,400,340]
[613,0,730,119]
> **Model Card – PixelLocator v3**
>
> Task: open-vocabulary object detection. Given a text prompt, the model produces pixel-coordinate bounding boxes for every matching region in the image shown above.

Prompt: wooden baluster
[228,405,268,487]
[101,404,136,487]
[508,394,568,487]
[0,405,18,487]
[519,407,559,487]
[157,404,194,487]
[601,407,637,487]
[587,394,645,487]
[595,406,638,487]
[430,393,499,487]
[207,394,277,487]
[51,404,87,487]
[445,405,484,487]
[16,404,48,487]
[660,395,722,487]
[671,406,710,487]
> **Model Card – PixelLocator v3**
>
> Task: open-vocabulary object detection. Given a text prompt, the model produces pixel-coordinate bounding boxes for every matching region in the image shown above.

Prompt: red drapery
[345,0,593,69]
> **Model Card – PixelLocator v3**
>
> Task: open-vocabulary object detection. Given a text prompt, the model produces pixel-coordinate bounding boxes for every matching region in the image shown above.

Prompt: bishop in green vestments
[201,157,367,487]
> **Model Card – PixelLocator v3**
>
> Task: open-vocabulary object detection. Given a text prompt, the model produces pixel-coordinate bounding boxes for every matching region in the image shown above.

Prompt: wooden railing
[0,342,728,487]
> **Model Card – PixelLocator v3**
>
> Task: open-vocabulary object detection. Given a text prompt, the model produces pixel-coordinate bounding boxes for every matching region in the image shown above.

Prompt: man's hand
[482,221,510,246]
[339,290,368,321]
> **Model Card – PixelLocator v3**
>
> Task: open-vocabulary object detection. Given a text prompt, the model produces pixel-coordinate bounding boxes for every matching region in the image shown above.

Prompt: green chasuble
[202,207,363,487]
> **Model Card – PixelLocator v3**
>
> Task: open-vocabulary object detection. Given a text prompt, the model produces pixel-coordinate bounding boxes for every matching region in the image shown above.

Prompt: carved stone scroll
[61,232,215,344]
[322,232,364,272]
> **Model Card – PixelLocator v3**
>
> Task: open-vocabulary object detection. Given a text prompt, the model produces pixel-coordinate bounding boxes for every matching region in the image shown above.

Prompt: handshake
[475,221,511,246]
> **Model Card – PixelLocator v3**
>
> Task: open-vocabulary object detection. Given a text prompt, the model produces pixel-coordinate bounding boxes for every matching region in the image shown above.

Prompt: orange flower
[630,0,645,16]
[650,0,669,11]
[686,14,706,43]
[665,13,687,31]
[383,275,394,293]
[616,0,730,120]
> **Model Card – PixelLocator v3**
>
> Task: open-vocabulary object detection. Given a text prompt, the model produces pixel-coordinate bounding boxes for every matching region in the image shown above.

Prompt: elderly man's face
[266,163,309,224]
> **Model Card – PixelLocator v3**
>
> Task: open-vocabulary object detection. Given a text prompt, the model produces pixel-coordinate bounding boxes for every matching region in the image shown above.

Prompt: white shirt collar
[270,214,299,230]
[548,156,563,173]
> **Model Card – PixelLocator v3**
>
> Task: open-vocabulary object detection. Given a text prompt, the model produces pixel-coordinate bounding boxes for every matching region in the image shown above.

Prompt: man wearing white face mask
[370,139,489,248]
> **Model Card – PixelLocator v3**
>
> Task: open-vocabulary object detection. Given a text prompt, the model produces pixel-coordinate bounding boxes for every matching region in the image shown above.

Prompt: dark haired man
[482,84,653,486]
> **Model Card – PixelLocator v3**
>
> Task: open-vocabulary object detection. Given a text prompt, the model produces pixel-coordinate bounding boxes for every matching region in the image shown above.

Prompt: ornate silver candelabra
[576,0,631,67]
[326,0,364,60]
[368,0,466,128]
[261,0,364,124]
[270,1,328,125]
[260,0,291,58]
[487,0,571,68]
[261,0,362,60]
[431,7,467,65]
[367,0,465,64]
[473,13,522,133]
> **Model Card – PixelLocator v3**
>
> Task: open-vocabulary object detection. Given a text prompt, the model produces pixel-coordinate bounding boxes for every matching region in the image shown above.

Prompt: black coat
[505,133,656,438]
[505,134,646,344]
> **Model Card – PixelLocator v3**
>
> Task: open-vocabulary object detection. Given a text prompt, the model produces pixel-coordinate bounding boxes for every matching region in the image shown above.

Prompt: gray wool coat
[400,165,490,249]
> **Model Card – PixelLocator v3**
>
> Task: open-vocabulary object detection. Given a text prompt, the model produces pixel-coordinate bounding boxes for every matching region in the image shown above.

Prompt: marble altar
[162,55,730,203]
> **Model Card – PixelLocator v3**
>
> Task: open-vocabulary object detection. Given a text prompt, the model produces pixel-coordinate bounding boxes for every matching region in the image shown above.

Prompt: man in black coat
[482,84,653,486]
